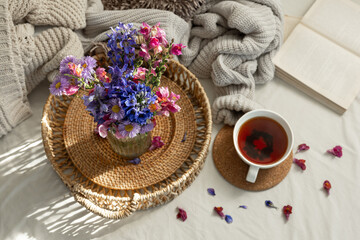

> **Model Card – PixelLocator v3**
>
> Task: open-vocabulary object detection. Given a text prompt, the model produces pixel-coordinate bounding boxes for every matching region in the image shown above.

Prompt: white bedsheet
[1,1,360,239]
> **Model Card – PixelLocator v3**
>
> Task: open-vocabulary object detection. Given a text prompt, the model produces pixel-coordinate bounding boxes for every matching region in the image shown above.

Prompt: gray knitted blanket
[0,0,283,137]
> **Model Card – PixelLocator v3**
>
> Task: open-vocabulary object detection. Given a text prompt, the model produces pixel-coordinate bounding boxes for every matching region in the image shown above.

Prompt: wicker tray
[41,60,212,219]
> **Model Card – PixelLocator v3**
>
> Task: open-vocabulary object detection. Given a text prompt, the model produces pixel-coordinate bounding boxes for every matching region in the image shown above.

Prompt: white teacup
[233,109,294,183]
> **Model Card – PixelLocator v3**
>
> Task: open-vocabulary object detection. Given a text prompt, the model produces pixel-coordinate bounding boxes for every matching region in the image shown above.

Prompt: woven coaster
[213,125,293,191]
[63,77,196,190]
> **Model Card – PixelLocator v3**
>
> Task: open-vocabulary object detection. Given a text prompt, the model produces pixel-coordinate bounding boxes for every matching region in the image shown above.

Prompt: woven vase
[107,131,152,159]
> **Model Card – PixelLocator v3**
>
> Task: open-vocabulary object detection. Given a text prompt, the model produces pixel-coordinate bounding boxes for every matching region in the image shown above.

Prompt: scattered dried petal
[149,136,164,151]
[323,180,332,195]
[207,188,216,196]
[214,207,225,219]
[225,215,233,224]
[239,205,247,209]
[177,207,187,222]
[296,143,310,153]
[265,200,278,210]
[283,205,293,221]
[128,158,141,165]
[327,145,343,158]
[293,158,306,170]
[181,131,187,143]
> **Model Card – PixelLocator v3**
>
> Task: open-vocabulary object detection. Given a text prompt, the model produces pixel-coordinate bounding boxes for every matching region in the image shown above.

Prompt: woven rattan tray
[41,59,212,219]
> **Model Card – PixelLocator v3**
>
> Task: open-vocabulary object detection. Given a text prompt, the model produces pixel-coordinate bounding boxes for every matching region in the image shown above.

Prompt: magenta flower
[139,43,151,61]
[159,101,181,117]
[214,207,225,219]
[170,43,186,56]
[49,76,69,96]
[156,26,168,46]
[64,85,79,96]
[296,143,310,153]
[139,22,151,39]
[153,60,162,68]
[153,44,163,55]
[149,37,160,49]
[177,207,187,222]
[118,121,140,138]
[149,136,164,151]
[133,67,147,81]
[156,87,169,102]
[283,205,293,221]
[169,92,180,102]
[293,158,306,170]
[323,180,332,195]
[327,145,342,158]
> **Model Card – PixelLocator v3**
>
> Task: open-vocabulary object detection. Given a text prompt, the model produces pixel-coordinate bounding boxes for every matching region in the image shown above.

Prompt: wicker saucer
[41,60,212,219]
[63,77,196,190]
[213,125,292,191]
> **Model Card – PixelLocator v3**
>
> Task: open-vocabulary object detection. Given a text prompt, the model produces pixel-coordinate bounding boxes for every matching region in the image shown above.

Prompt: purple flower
[60,55,77,74]
[327,145,343,158]
[207,188,216,196]
[109,98,125,121]
[128,158,141,165]
[118,121,140,138]
[79,56,97,80]
[140,122,154,134]
[49,76,69,96]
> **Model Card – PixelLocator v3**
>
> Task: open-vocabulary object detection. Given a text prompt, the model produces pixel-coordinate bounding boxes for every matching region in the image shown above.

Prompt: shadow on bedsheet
[0,137,152,240]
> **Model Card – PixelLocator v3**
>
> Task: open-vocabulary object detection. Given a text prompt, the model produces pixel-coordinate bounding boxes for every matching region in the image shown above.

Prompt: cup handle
[246,165,259,183]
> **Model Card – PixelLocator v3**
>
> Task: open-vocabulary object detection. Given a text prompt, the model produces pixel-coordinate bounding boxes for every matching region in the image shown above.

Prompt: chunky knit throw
[0,0,283,137]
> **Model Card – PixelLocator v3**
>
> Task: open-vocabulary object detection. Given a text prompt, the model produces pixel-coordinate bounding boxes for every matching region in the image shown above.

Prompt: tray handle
[73,191,141,219]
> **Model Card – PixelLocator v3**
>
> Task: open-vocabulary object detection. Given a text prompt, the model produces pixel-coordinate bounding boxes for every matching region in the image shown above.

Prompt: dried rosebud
[214,207,225,219]
[207,188,216,196]
[296,143,310,153]
[293,158,306,170]
[323,180,332,195]
[283,205,293,221]
[327,146,342,158]
[225,215,233,224]
[177,207,187,222]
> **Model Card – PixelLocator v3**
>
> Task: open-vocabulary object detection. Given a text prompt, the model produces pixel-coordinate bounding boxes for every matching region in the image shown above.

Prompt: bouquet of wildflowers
[50,22,185,139]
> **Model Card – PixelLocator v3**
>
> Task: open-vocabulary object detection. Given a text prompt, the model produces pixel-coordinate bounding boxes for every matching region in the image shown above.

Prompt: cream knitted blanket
[0,0,282,137]
[84,0,283,125]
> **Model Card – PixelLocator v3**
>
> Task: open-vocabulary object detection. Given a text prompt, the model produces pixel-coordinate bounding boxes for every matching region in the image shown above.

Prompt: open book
[274,0,360,114]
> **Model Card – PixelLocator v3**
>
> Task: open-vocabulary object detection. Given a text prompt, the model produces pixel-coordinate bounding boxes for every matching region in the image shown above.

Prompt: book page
[301,0,360,56]
[274,23,360,109]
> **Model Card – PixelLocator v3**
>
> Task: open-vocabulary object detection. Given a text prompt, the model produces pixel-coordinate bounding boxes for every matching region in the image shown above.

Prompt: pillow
[101,0,206,22]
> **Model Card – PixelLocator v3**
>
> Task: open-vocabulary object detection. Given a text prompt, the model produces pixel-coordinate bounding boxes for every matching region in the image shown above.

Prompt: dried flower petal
[181,131,187,143]
[296,143,310,153]
[283,205,293,221]
[225,215,233,224]
[265,200,278,210]
[207,188,216,196]
[327,145,343,158]
[239,205,247,209]
[128,158,141,165]
[323,180,332,195]
[177,207,187,222]
[214,207,225,219]
[149,136,164,151]
[293,158,306,170]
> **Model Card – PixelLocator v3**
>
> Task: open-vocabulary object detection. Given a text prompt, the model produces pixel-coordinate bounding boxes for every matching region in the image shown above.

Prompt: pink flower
[323,180,332,195]
[139,22,151,39]
[150,68,157,77]
[150,23,160,37]
[95,67,108,82]
[156,87,169,102]
[327,145,342,158]
[156,27,168,46]
[149,37,160,49]
[170,43,186,56]
[153,44,163,55]
[153,60,162,68]
[133,67,147,81]
[177,207,187,222]
[64,85,79,96]
[296,143,310,153]
[98,124,108,138]
[68,63,82,77]
[139,43,151,61]
[293,158,306,170]
[169,92,180,102]
[149,102,160,112]
[160,101,181,116]
[149,136,164,151]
